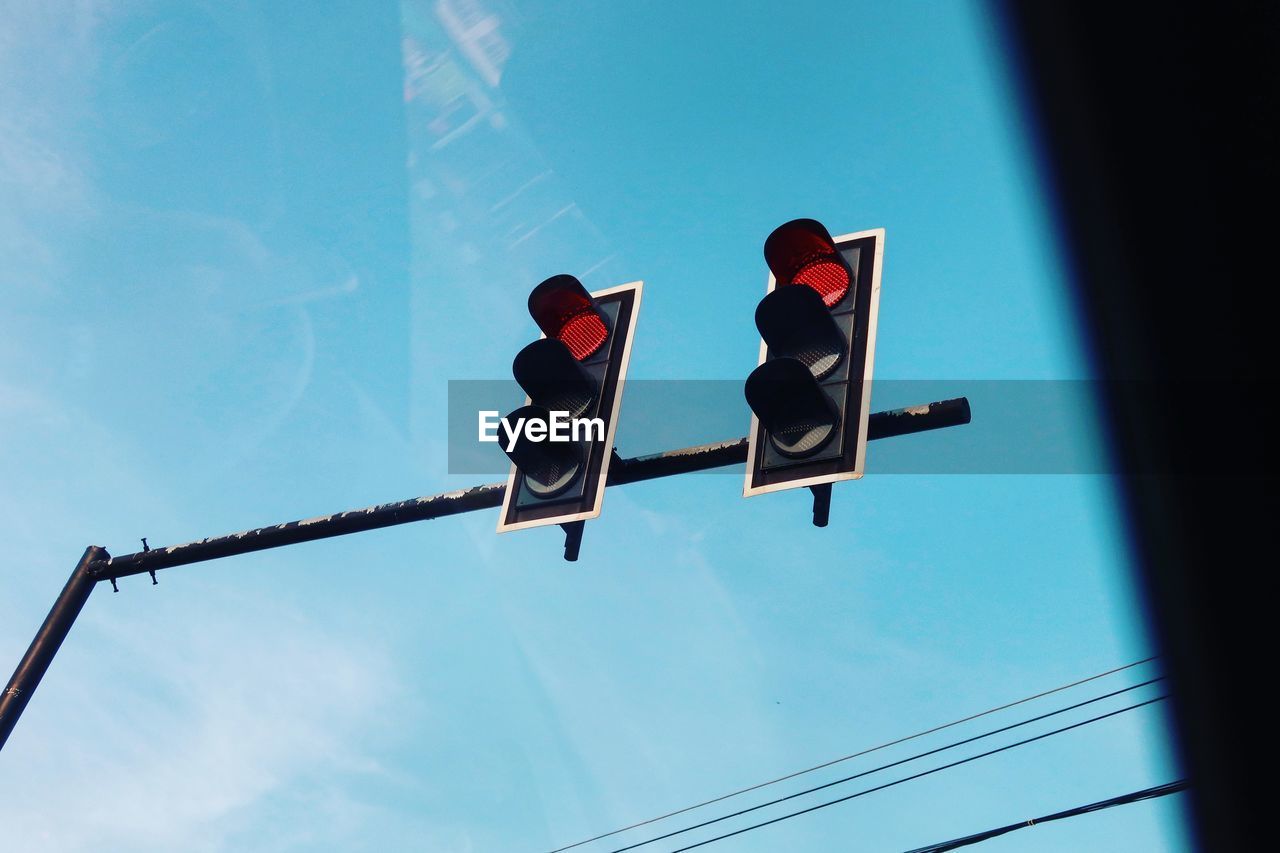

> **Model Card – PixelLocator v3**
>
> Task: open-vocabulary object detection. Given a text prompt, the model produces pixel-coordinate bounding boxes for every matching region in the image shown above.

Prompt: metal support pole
[0,546,108,751]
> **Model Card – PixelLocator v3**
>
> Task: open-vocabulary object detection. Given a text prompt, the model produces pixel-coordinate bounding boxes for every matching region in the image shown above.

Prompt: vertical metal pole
[0,545,107,752]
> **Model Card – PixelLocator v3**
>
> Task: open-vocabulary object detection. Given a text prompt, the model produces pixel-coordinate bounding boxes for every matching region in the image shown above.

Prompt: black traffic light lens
[512,338,599,418]
[744,358,839,458]
[502,404,585,497]
[754,285,846,380]
[764,218,851,307]
[528,274,609,361]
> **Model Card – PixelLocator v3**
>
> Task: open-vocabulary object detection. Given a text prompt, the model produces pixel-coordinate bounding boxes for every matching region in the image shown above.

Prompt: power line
[665,697,1168,852]
[902,779,1189,852]
[547,656,1157,853]
[610,682,1165,853]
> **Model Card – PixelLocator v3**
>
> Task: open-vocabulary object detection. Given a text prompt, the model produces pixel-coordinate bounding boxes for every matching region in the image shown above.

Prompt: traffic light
[497,274,643,559]
[743,220,884,519]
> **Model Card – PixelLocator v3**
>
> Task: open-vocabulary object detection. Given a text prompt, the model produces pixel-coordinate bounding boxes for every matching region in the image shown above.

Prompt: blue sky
[1,1,1189,851]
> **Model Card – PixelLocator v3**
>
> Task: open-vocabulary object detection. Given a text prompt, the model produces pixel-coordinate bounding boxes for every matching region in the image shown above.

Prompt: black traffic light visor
[501,404,586,498]
[744,357,840,458]
[764,218,852,307]
[512,338,599,419]
[754,285,846,380]
[528,274,610,361]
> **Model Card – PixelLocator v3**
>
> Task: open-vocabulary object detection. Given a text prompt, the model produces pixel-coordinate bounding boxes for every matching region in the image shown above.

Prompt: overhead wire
[547,655,1158,853]
[608,680,1165,853]
[664,696,1168,852]
[901,779,1189,852]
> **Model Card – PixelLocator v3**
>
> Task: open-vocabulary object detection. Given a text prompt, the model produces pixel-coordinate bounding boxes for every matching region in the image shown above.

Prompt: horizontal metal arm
[88,397,969,581]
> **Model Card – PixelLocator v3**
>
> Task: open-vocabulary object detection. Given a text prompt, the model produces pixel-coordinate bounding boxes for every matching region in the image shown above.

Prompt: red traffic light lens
[558,312,608,361]
[792,258,849,307]
[528,274,608,361]
[764,219,850,307]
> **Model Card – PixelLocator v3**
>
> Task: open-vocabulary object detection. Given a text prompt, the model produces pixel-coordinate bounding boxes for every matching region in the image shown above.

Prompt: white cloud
[1,587,404,852]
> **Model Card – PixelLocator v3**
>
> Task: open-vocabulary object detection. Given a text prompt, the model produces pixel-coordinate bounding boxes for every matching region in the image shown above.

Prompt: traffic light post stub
[497,280,644,534]
[743,226,884,497]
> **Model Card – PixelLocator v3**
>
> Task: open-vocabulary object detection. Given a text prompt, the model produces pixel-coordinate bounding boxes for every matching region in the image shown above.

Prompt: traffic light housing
[497,275,643,555]
[743,220,884,505]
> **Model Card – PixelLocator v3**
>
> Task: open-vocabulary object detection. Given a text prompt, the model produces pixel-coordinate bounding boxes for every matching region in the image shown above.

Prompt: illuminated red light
[556,311,608,360]
[764,219,850,307]
[528,274,609,361]
[792,258,850,307]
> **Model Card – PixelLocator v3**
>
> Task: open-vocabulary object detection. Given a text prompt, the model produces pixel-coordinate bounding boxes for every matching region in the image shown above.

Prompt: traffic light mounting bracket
[559,521,585,561]
[809,483,832,527]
